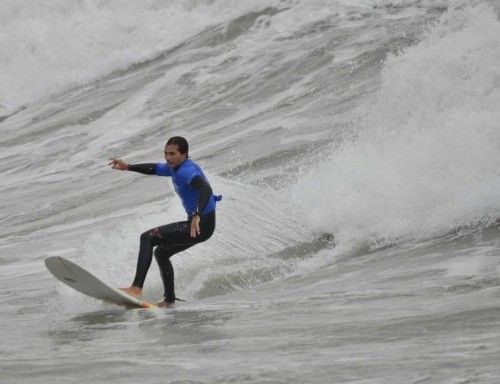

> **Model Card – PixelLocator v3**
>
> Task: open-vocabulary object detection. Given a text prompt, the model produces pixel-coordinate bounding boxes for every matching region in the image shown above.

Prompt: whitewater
[1,0,500,383]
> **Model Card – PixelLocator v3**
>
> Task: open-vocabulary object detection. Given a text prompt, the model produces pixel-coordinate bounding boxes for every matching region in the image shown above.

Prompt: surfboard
[45,256,156,309]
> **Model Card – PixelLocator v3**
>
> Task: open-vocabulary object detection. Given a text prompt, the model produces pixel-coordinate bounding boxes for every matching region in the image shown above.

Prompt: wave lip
[292,3,500,247]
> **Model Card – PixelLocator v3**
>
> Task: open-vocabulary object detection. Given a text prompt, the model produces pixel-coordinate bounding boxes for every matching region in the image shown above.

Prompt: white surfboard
[45,256,156,309]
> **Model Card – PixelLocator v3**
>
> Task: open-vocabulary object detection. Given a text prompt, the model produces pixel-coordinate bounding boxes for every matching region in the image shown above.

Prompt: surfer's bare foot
[157,300,175,308]
[120,286,142,298]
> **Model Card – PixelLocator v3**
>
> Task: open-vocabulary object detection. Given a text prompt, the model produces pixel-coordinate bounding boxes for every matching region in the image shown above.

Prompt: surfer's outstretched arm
[108,158,156,174]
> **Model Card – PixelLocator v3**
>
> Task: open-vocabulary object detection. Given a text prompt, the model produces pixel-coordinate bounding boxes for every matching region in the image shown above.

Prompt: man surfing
[108,136,220,307]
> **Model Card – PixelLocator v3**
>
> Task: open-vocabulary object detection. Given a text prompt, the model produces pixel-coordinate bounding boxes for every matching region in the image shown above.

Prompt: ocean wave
[291,2,500,247]
[0,0,451,116]
[0,0,288,114]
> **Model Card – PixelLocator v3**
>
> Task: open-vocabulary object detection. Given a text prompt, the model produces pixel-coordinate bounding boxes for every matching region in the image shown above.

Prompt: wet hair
[166,136,189,156]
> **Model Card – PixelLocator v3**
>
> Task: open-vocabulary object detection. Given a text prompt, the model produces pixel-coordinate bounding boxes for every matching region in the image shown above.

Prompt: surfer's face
[164,144,187,168]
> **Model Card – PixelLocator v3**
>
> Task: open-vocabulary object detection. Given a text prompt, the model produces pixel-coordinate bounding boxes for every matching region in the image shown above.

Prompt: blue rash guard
[154,159,219,216]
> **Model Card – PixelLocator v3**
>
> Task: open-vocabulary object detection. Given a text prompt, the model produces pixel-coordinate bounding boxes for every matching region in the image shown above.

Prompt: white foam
[0,0,450,115]
[291,3,500,247]
[0,0,287,113]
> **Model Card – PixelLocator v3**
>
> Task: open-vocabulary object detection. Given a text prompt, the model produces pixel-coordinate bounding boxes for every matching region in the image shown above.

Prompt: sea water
[1,1,500,383]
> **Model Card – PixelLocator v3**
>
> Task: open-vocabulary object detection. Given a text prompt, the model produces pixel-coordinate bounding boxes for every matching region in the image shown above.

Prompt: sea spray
[291,3,500,247]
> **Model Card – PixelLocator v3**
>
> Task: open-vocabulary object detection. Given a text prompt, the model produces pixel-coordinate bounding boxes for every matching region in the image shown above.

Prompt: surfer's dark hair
[167,136,189,156]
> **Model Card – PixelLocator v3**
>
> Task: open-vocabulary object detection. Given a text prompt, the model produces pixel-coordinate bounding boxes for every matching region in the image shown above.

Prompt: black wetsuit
[128,163,216,303]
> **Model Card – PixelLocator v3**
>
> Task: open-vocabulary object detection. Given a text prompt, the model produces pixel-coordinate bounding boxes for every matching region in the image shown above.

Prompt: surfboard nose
[45,256,157,309]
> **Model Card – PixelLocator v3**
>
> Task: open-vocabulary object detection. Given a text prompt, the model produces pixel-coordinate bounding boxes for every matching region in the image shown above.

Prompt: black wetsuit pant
[132,211,215,303]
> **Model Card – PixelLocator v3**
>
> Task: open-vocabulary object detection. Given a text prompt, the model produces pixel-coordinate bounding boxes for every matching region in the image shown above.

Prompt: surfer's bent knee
[140,228,162,243]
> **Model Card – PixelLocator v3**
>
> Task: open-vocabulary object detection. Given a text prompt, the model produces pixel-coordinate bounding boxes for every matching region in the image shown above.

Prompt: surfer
[108,136,220,308]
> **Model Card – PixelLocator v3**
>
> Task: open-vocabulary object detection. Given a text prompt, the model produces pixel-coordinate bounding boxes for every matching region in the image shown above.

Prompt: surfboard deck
[45,256,156,309]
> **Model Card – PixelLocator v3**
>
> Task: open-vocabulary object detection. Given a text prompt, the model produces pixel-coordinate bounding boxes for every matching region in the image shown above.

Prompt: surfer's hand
[190,215,201,238]
[108,158,129,171]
